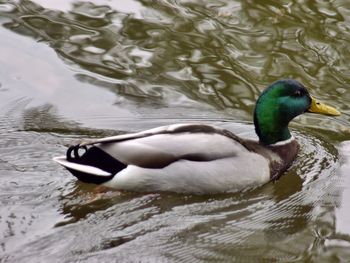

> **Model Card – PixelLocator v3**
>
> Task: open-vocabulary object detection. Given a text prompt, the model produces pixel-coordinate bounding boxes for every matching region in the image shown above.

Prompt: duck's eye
[293,90,302,97]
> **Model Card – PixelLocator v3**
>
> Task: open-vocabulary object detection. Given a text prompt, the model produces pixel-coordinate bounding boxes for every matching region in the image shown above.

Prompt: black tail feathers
[65,145,127,184]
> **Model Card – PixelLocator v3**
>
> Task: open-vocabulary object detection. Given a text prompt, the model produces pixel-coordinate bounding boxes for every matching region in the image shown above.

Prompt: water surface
[1,0,350,262]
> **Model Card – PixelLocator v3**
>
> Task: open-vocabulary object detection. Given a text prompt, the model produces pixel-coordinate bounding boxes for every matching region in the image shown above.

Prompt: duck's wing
[54,124,249,176]
[90,124,248,167]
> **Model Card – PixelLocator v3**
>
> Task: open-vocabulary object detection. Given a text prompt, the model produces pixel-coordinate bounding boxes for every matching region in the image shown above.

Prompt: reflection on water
[1,0,350,262]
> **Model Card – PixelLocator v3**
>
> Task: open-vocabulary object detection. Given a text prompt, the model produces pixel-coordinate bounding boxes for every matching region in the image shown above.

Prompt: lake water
[1,0,350,262]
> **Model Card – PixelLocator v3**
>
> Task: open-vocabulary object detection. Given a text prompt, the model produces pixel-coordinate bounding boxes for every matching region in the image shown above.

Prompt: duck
[53,79,340,194]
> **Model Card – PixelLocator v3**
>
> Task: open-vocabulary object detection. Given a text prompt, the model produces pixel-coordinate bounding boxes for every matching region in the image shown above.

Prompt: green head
[254,79,340,145]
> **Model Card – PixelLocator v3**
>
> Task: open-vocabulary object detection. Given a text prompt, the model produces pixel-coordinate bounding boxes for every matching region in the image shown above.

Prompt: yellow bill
[308,97,341,116]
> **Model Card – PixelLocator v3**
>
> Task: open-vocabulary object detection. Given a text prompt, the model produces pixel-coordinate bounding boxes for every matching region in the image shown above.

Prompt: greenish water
[1,0,350,262]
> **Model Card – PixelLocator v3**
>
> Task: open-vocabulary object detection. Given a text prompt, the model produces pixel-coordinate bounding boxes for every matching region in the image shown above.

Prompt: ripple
[1,122,338,262]
[1,0,349,262]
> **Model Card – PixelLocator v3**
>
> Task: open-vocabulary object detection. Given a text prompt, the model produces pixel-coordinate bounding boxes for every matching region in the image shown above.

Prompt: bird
[53,79,340,194]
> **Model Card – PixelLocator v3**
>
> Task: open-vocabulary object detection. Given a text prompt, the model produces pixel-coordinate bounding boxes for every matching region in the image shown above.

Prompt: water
[1,0,350,262]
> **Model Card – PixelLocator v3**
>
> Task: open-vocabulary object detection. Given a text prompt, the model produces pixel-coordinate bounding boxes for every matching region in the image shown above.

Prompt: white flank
[103,153,271,194]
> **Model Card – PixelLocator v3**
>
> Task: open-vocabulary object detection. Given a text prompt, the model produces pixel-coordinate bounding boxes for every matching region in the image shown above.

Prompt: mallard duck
[53,79,340,194]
